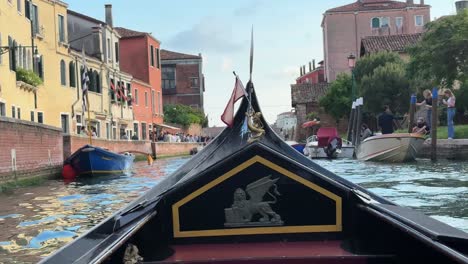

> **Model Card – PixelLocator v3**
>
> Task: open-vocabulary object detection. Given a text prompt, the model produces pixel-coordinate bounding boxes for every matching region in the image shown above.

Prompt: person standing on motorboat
[378,105,403,134]
[442,89,456,139]
[416,89,432,131]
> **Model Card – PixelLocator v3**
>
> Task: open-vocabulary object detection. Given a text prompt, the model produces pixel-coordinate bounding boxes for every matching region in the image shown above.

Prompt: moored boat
[63,144,134,178]
[41,51,468,264]
[305,127,354,159]
[355,133,425,162]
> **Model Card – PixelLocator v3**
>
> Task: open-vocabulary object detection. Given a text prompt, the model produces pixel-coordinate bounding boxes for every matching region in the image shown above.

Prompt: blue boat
[64,145,135,177]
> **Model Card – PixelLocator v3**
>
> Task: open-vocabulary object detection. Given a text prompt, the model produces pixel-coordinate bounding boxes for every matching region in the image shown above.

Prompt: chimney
[92,26,103,61]
[302,65,306,75]
[312,59,316,70]
[420,0,424,4]
[406,0,414,5]
[105,4,113,27]
[308,62,312,72]
[300,66,303,76]
[456,1,468,14]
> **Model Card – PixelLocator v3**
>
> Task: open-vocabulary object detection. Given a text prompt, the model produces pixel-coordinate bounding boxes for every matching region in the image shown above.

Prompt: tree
[354,51,404,83]
[408,10,468,87]
[319,73,352,124]
[360,63,410,114]
[408,11,468,114]
[163,104,208,128]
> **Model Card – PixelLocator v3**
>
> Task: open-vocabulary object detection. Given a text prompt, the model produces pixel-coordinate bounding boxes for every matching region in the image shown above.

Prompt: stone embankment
[418,139,468,160]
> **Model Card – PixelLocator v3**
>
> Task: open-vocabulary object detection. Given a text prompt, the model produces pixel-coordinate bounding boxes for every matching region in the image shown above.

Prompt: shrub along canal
[0,156,466,263]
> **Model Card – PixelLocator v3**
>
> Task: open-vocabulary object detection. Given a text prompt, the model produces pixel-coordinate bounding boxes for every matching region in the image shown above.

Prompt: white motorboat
[355,133,426,162]
[305,127,354,159]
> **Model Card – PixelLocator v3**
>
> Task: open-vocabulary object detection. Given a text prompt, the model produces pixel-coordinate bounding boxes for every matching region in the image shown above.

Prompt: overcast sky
[66,0,455,126]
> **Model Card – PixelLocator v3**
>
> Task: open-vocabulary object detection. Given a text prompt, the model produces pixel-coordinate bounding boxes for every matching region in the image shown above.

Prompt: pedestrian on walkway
[442,89,456,139]
[416,89,432,131]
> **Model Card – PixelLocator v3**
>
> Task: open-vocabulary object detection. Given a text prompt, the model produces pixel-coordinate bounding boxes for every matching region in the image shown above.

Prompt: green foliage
[360,63,410,114]
[306,112,319,121]
[408,10,468,87]
[319,73,352,124]
[354,51,404,83]
[15,67,43,87]
[163,104,208,128]
[454,82,468,113]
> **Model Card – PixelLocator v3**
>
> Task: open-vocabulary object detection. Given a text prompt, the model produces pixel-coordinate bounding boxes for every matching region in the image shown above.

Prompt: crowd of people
[157,131,213,143]
[360,88,456,140]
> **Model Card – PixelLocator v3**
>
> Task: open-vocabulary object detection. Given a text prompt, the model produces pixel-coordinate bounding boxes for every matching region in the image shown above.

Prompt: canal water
[0,157,466,263]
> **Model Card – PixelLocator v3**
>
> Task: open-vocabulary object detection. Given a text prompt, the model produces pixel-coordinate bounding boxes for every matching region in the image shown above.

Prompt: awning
[155,123,181,130]
[302,120,321,128]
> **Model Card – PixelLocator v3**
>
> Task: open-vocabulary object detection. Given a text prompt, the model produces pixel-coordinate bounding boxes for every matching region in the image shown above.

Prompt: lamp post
[347,53,356,101]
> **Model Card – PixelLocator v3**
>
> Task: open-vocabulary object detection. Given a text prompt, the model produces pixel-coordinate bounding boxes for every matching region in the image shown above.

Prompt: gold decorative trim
[172,155,342,238]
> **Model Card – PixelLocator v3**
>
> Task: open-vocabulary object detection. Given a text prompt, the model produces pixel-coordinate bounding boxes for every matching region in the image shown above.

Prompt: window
[107,38,111,62]
[76,114,82,133]
[38,55,44,79]
[190,77,199,88]
[151,90,155,114]
[115,42,119,62]
[61,114,69,133]
[0,33,2,65]
[8,36,17,71]
[58,15,65,43]
[0,102,5,117]
[112,126,116,140]
[134,89,138,105]
[110,79,116,101]
[31,4,39,36]
[156,48,160,69]
[30,111,34,121]
[17,0,21,13]
[133,123,139,139]
[11,106,15,118]
[17,107,21,119]
[91,121,100,137]
[150,45,154,67]
[158,92,162,114]
[106,123,110,139]
[37,112,43,123]
[141,123,147,140]
[415,15,424,26]
[25,0,30,18]
[145,92,148,107]
[395,17,403,28]
[127,83,132,106]
[371,17,389,28]
[69,62,76,87]
[60,60,66,86]
[371,17,380,28]
[162,66,176,89]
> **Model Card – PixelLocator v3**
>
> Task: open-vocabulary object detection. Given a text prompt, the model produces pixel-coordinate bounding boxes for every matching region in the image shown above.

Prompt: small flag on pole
[81,47,89,111]
[221,76,247,128]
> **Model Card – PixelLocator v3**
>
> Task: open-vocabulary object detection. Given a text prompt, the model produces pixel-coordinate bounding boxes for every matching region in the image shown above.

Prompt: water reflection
[0,157,189,264]
[0,156,466,263]
[314,158,468,232]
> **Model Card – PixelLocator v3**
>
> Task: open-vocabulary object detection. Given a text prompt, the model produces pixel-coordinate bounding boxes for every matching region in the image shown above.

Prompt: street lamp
[347,53,356,100]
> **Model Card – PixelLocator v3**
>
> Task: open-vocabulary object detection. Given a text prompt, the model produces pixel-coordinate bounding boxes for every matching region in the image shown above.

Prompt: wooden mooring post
[408,95,416,133]
[431,87,438,161]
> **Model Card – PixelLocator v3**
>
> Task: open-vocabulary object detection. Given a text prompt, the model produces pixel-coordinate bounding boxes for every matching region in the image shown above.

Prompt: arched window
[60,59,66,86]
[69,61,76,87]
[94,70,101,93]
[371,17,380,28]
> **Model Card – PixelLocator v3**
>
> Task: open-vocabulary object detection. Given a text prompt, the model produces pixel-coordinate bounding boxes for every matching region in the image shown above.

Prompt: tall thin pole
[431,87,438,161]
[86,93,92,145]
[408,94,416,133]
[249,26,254,83]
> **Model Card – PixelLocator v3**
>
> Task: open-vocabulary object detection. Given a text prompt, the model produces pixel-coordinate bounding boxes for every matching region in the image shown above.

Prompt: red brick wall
[0,118,63,182]
[63,135,198,158]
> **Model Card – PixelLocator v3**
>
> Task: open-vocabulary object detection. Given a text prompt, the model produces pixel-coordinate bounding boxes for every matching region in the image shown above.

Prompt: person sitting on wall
[412,117,430,135]
[121,132,128,140]
[91,127,97,137]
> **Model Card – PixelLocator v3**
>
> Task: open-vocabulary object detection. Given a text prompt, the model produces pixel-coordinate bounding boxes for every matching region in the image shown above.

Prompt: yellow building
[0,0,74,131]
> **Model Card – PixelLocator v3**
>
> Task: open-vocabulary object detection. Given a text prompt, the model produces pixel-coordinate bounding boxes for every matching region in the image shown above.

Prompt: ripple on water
[27,230,77,249]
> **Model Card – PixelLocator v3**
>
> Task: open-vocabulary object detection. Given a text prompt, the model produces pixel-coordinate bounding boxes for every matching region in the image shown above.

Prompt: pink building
[322,0,430,82]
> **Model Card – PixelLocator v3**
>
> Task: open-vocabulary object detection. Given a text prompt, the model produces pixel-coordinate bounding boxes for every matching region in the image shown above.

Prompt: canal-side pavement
[419,139,468,160]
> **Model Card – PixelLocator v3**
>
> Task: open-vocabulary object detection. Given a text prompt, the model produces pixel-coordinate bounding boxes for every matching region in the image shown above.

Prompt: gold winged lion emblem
[224,175,283,227]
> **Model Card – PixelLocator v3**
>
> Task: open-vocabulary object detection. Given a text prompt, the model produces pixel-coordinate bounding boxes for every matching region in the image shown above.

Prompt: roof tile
[361,33,423,54]
[161,49,201,60]
[326,0,429,13]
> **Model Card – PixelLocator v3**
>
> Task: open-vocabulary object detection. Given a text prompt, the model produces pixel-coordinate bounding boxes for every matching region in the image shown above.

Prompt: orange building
[116,27,163,140]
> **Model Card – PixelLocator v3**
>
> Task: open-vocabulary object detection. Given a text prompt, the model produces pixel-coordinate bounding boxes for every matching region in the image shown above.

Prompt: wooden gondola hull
[40,81,468,264]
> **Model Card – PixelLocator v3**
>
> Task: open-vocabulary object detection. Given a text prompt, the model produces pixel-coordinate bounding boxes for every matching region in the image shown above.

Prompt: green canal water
[0,157,466,263]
